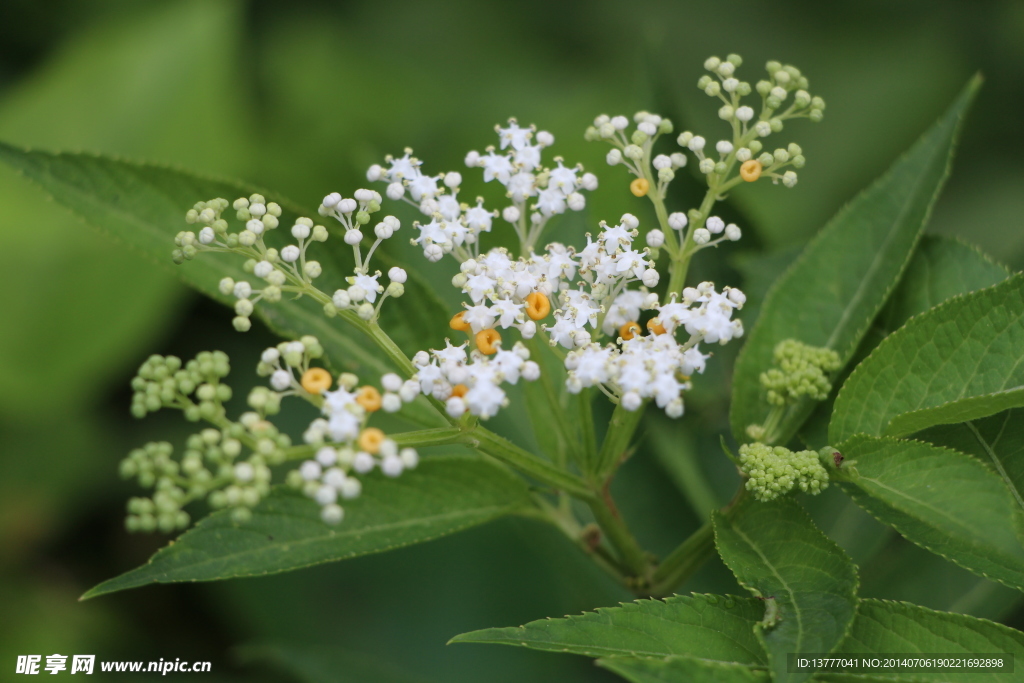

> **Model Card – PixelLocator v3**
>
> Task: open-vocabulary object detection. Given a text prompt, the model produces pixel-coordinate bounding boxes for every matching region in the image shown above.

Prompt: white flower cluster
[544,214,660,350]
[565,282,745,417]
[411,341,540,419]
[367,119,597,260]
[295,370,420,525]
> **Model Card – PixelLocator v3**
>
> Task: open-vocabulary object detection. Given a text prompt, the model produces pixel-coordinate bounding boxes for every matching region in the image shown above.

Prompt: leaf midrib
[125,502,515,579]
[730,523,804,655]
[824,157,933,352]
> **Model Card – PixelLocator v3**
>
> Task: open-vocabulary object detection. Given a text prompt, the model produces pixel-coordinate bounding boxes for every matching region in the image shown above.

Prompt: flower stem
[587,487,651,580]
[594,401,645,477]
[471,428,594,499]
[649,485,748,596]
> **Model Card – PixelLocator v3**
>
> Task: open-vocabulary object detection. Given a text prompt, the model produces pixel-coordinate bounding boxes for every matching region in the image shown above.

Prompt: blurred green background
[2,0,1023,680]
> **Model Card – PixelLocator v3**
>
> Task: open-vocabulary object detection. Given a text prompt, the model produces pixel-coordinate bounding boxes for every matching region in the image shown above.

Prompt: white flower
[668,212,688,230]
[353,273,382,303]
[481,151,514,184]
[498,121,531,150]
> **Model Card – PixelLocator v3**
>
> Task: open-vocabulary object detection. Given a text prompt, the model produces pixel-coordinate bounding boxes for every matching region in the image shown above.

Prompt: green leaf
[597,656,769,683]
[730,77,980,445]
[877,236,1010,333]
[919,409,1024,516]
[799,235,1009,450]
[713,498,859,683]
[0,144,445,426]
[837,435,1024,592]
[0,0,251,416]
[82,455,530,599]
[817,598,1024,683]
[831,273,1024,442]
[450,593,767,664]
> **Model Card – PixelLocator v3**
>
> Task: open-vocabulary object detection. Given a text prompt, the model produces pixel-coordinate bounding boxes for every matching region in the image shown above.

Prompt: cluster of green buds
[122,351,297,531]
[738,443,830,502]
[250,335,327,417]
[760,339,841,406]
[130,351,231,420]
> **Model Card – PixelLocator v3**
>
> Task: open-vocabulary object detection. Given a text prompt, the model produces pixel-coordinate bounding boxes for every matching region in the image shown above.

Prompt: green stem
[649,485,748,596]
[666,186,719,295]
[471,428,594,499]
[576,388,597,470]
[649,519,715,596]
[587,489,651,579]
[594,401,645,477]
[529,495,631,587]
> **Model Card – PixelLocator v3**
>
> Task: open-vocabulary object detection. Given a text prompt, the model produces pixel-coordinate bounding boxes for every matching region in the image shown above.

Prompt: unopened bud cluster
[120,335,426,530]
[122,351,292,529]
[130,351,231,420]
[760,339,841,406]
[738,442,829,502]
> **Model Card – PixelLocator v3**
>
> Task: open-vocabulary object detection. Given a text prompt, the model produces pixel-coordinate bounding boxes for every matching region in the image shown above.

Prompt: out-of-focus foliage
[2,0,1023,680]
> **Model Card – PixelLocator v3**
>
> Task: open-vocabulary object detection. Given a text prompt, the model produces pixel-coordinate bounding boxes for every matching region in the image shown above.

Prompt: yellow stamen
[358,427,386,454]
[740,159,762,182]
[619,321,641,341]
[476,328,501,355]
[450,311,471,332]
[356,385,382,412]
[300,367,332,394]
[647,318,667,335]
[451,383,469,398]
[525,291,551,320]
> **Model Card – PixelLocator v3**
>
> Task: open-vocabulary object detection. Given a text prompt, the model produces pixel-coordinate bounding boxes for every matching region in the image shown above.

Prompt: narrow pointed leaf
[816,598,1024,683]
[713,498,859,683]
[837,435,1024,592]
[919,408,1024,516]
[83,455,531,599]
[450,593,766,664]
[877,236,1010,333]
[800,235,1009,447]
[0,143,445,425]
[597,656,769,683]
[730,77,980,445]
[831,273,1024,442]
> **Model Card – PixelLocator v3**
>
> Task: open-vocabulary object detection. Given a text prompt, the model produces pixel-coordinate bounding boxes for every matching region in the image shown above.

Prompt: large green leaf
[0,0,251,416]
[730,77,980,445]
[799,235,1010,450]
[919,409,1024,516]
[713,498,859,683]
[0,144,446,425]
[450,593,767,664]
[598,656,769,683]
[817,598,1024,683]
[877,236,1010,333]
[82,455,531,598]
[837,435,1024,592]
[831,273,1024,441]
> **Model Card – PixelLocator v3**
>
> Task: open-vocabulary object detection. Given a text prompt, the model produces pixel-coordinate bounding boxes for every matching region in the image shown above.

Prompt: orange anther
[619,321,642,341]
[476,329,501,355]
[630,177,650,197]
[355,385,382,412]
[525,292,551,320]
[647,318,667,335]
[358,427,386,454]
[740,159,763,182]
[300,367,332,394]
[451,383,469,398]
[450,311,471,332]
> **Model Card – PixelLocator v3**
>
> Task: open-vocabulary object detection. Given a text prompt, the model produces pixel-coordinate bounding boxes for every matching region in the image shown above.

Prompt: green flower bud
[630,130,649,145]
[231,507,252,524]
[739,443,829,502]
